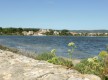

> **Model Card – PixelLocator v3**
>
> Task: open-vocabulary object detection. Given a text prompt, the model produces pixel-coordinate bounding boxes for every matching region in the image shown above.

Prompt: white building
[22,31,34,35]
[22,31,28,35]
[54,31,59,35]
[27,31,34,35]
[39,29,50,34]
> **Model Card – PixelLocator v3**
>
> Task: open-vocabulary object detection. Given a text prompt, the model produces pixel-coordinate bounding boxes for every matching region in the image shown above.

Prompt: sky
[0,0,108,30]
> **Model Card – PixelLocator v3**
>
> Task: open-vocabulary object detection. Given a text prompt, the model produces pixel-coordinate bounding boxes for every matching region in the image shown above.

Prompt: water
[0,35,108,59]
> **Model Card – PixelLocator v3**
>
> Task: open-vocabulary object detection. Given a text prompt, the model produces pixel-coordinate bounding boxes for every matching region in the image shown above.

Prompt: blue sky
[0,0,108,30]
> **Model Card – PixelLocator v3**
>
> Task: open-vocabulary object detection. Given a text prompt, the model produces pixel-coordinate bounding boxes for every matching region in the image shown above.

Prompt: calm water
[0,35,108,59]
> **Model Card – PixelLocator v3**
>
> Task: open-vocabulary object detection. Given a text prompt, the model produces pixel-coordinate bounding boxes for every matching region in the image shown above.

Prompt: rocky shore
[0,49,101,80]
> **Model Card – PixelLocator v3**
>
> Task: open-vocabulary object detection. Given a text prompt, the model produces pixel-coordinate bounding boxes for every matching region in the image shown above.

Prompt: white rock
[0,49,101,80]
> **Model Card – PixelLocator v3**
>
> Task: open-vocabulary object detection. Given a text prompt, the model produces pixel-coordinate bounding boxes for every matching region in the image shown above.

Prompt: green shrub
[36,51,73,68]
[48,57,73,68]
[104,55,108,79]
[98,50,108,79]
[75,56,104,78]
[50,49,56,56]
[36,52,55,60]
[99,51,108,58]
[68,42,76,59]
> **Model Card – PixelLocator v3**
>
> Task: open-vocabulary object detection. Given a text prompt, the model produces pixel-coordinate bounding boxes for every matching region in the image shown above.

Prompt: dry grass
[0,45,38,59]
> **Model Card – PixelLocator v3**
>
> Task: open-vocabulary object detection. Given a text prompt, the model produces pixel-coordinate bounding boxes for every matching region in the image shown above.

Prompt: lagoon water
[0,35,108,59]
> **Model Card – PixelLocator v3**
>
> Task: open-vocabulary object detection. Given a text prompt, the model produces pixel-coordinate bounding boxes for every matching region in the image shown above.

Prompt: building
[22,31,28,35]
[22,31,34,35]
[54,31,59,35]
[70,32,78,36]
[27,31,34,35]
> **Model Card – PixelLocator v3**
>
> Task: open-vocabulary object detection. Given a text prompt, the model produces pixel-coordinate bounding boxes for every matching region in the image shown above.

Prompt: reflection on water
[0,35,108,59]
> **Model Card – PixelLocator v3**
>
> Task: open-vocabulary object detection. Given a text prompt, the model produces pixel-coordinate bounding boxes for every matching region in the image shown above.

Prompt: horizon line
[0,26,108,31]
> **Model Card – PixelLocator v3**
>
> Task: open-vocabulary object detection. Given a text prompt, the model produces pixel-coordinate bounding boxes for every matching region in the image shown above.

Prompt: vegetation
[59,29,71,36]
[0,27,108,36]
[35,52,55,60]
[0,27,39,35]
[104,55,108,80]
[48,57,73,68]
[75,49,108,80]
[0,45,38,59]
[45,29,54,35]
[68,42,76,59]
[99,51,108,58]
[36,48,73,68]
[35,42,108,80]
[75,57,104,78]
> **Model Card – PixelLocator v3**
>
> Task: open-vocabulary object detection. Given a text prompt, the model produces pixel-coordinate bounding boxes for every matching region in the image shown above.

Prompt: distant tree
[17,28,23,33]
[0,27,2,32]
[23,28,39,32]
[34,29,40,32]
[45,30,54,35]
[0,27,3,34]
[60,29,70,36]
[0,27,2,30]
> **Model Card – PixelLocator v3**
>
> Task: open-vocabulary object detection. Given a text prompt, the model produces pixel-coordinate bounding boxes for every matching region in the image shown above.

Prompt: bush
[36,46,74,68]
[36,52,73,68]
[99,51,108,58]
[68,42,76,59]
[104,55,108,79]
[75,49,108,80]
[48,57,73,68]
[36,52,55,60]
[75,57,104,78]
[98,51,108,79]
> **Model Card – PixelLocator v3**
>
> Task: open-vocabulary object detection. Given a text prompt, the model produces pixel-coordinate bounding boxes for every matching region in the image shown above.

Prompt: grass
[0,45,37,59]
[0,45,18,53]
[35,52,73,68]
[48,57,73,68]
[35,52,55,60]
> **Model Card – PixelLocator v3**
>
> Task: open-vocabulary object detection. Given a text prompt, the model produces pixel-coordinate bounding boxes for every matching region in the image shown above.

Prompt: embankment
[0,45,101,80]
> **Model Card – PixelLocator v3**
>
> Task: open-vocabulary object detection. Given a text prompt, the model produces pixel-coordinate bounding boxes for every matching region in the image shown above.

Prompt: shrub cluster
[35,52,55,61]
[48,57,73,68]
[36,48,73,68]
[75,57,104,76]
[75,50,108,80]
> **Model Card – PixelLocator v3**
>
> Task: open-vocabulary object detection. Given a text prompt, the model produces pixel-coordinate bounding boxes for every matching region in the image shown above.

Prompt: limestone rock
[0,49,101,80]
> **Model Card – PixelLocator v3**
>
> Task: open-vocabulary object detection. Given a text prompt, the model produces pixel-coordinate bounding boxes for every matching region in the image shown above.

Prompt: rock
[37,74,68,80]
[0,49,101,80]
[84,74,101,80]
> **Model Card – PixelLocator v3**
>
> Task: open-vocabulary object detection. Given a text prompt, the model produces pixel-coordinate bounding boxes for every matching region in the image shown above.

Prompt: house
[27,31,34,35]
[104,33,108,36]
[70,32,78,36]
[33,29,50,36]
[39,29,50,34]
[54,31,59,35]
[88,33,96,36]
[22,31,34,35]
[22,31,28,35]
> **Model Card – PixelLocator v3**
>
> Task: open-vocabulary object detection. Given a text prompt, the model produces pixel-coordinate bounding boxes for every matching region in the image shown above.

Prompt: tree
[45,30,54,35]
[60,29,70,36]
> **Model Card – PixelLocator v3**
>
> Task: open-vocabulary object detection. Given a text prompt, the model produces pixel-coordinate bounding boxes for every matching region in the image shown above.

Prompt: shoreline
[0,34,108,37]
[0,45,101,80]
[0,45,38,59]
[0,44,81,65]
